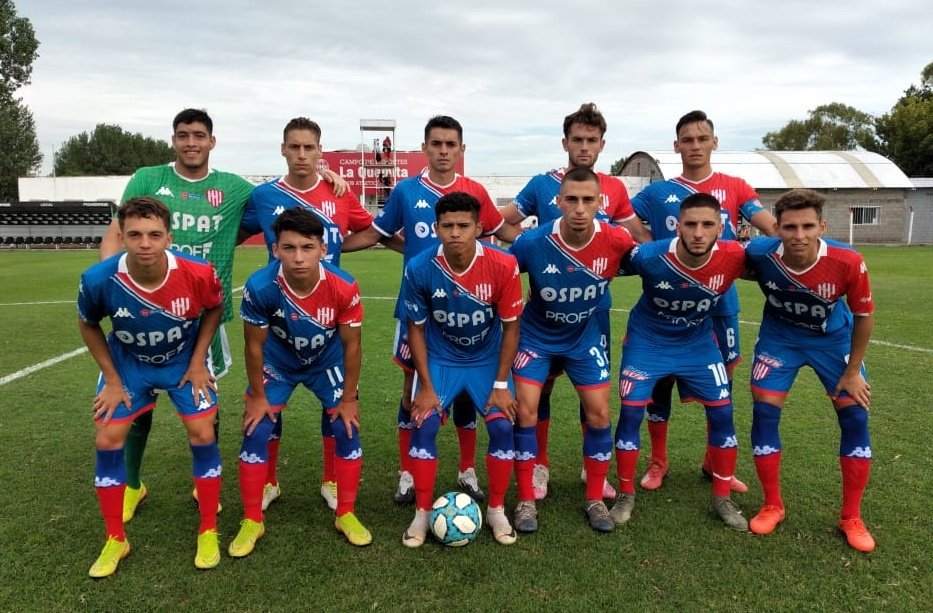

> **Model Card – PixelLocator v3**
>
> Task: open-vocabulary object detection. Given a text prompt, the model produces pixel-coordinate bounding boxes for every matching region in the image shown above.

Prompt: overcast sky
[18,0,932,178]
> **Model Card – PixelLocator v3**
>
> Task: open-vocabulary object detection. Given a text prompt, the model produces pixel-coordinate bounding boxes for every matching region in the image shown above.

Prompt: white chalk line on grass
[0,296,929,388]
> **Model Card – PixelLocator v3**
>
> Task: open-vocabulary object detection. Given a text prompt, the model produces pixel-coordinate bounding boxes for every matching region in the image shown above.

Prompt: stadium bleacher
[0,201,116,249]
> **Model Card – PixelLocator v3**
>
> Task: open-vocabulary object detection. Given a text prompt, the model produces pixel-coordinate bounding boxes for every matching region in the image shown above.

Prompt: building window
[851,205,880,225]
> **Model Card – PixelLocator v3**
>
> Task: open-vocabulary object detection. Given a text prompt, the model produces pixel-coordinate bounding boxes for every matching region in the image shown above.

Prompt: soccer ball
[429,492,483,546]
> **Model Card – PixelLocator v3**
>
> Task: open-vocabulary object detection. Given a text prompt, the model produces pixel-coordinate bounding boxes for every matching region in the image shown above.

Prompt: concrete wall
[906,186,933,244]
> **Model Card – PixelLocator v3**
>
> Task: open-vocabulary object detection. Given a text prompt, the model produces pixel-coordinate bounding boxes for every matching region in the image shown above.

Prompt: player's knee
[705,404,736,443]
[484,415,513,449]
[837,404,870,444]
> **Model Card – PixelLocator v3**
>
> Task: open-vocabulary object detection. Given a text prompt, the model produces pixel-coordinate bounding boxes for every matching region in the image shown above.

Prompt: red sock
[646,421,669,465]
[193,476,221,532]
[456,426,477,472]
[840,456,871,520]
[239,461,266,522]
[615,449,639,494]
[322,436,336,483]
[486,454,512,508]
[96,485,126,540]
[707,446,737,497]
[335,456,362,516]
[535,419,550,468]
[754,452,784,508]
[410,457,438,511]
[398,428,413,473]
[515,457,535,502]
[583,456,609,500]
[265,439,281,486]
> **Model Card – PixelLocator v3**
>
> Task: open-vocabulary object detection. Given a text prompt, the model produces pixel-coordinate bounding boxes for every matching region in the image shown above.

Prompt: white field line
[0,297,928,388]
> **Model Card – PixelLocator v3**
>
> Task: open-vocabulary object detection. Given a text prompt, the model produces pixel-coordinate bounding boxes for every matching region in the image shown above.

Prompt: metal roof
[631,150,914,189]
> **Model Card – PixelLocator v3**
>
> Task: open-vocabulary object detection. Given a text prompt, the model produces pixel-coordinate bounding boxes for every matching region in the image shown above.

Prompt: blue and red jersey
[624,238,746,343]
[241,177,373,267]
[240,260,363,370]
[78,250,223,365]
[632,172,763,316]
[401,242,522,365]
[514,169,636,226]
[511,220,635,347]
[372,171,505,266]
[745,237,873,345]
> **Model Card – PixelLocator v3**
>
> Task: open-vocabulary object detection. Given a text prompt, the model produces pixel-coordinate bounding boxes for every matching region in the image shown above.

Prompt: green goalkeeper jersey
[121,163,254,322]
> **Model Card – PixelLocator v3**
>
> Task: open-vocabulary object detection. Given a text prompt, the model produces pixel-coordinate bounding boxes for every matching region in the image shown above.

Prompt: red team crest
[170,297,190,317]
[316,307,335,326]
[473,283,492,302]
[205,189,224,208]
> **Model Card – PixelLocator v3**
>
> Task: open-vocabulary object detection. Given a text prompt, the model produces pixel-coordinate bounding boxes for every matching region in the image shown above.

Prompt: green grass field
[0,245,931,612]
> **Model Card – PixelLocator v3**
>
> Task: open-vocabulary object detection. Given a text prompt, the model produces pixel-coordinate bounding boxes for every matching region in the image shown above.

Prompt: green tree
[875,62,933,176]
[610,156,626,175]
[0,95,40,199]
[54,123,175,176]
[0,0,38,99]
[0,0,40,200]
[762,103,877,151]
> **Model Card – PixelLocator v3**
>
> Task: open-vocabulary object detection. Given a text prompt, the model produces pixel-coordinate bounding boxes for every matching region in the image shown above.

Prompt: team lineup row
[79,105,876,578]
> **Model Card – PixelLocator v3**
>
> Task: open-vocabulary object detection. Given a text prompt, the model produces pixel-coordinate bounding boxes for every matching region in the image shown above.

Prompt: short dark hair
[273,207,325,241]
[561,165,600,188]
[680,192,721,214]
[283,117,321,142]
[675,110,714,138]
[774,188,825,221]
[424,115,463,142]
[118,196,170,231]
[563,102,607,138]
[173,108,213,134]
[435,191,480,221]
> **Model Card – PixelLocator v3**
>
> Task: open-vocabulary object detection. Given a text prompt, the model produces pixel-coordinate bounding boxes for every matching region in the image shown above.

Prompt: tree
[762,103,877,151]
[875,62,933,176]
[610,156,626,175]
[54,124,175,176]
[0,0,39,99]
[0,0,40,200]
[0,95,40,199]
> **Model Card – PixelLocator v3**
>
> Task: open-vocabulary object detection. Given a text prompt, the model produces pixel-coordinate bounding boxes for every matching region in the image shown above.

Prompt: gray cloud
[18,0,931,177]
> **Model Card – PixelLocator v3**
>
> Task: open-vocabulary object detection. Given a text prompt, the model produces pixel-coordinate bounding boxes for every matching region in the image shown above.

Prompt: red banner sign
[318,151,465,196]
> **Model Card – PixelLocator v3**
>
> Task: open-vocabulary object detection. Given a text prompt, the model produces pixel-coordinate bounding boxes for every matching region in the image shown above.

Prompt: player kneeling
[79,197,225,577]
[230,208,371,557]
[400,192,523,547]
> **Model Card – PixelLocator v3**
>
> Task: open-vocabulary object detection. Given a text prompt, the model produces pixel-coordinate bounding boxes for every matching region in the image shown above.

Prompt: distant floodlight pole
[907,206,915,245]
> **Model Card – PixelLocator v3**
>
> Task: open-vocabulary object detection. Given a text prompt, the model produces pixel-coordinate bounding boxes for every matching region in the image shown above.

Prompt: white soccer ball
[429,491,483,546]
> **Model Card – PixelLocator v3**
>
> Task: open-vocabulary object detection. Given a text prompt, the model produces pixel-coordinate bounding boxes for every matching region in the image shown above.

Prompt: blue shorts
[414,360,511,421]
[618,331,731,407]
[249,360,348,414]
[749,334,868,400]
[96,340,218,424]
[712,314,741,368]
[514,322,610,390]
[392,319,414,372]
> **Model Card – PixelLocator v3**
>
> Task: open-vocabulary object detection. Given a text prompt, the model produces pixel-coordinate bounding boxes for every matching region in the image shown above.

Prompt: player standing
[500,103,649,501]
[80,197,224,577]
[239,117,399,514]
[613,193,748,531]
[631,110,776,492]
[399,192,522,547]
[229,208,371,556]
[351,116,519,505]
[100,110,349,522]
[509,167,636,533]
[744,189,876,552]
